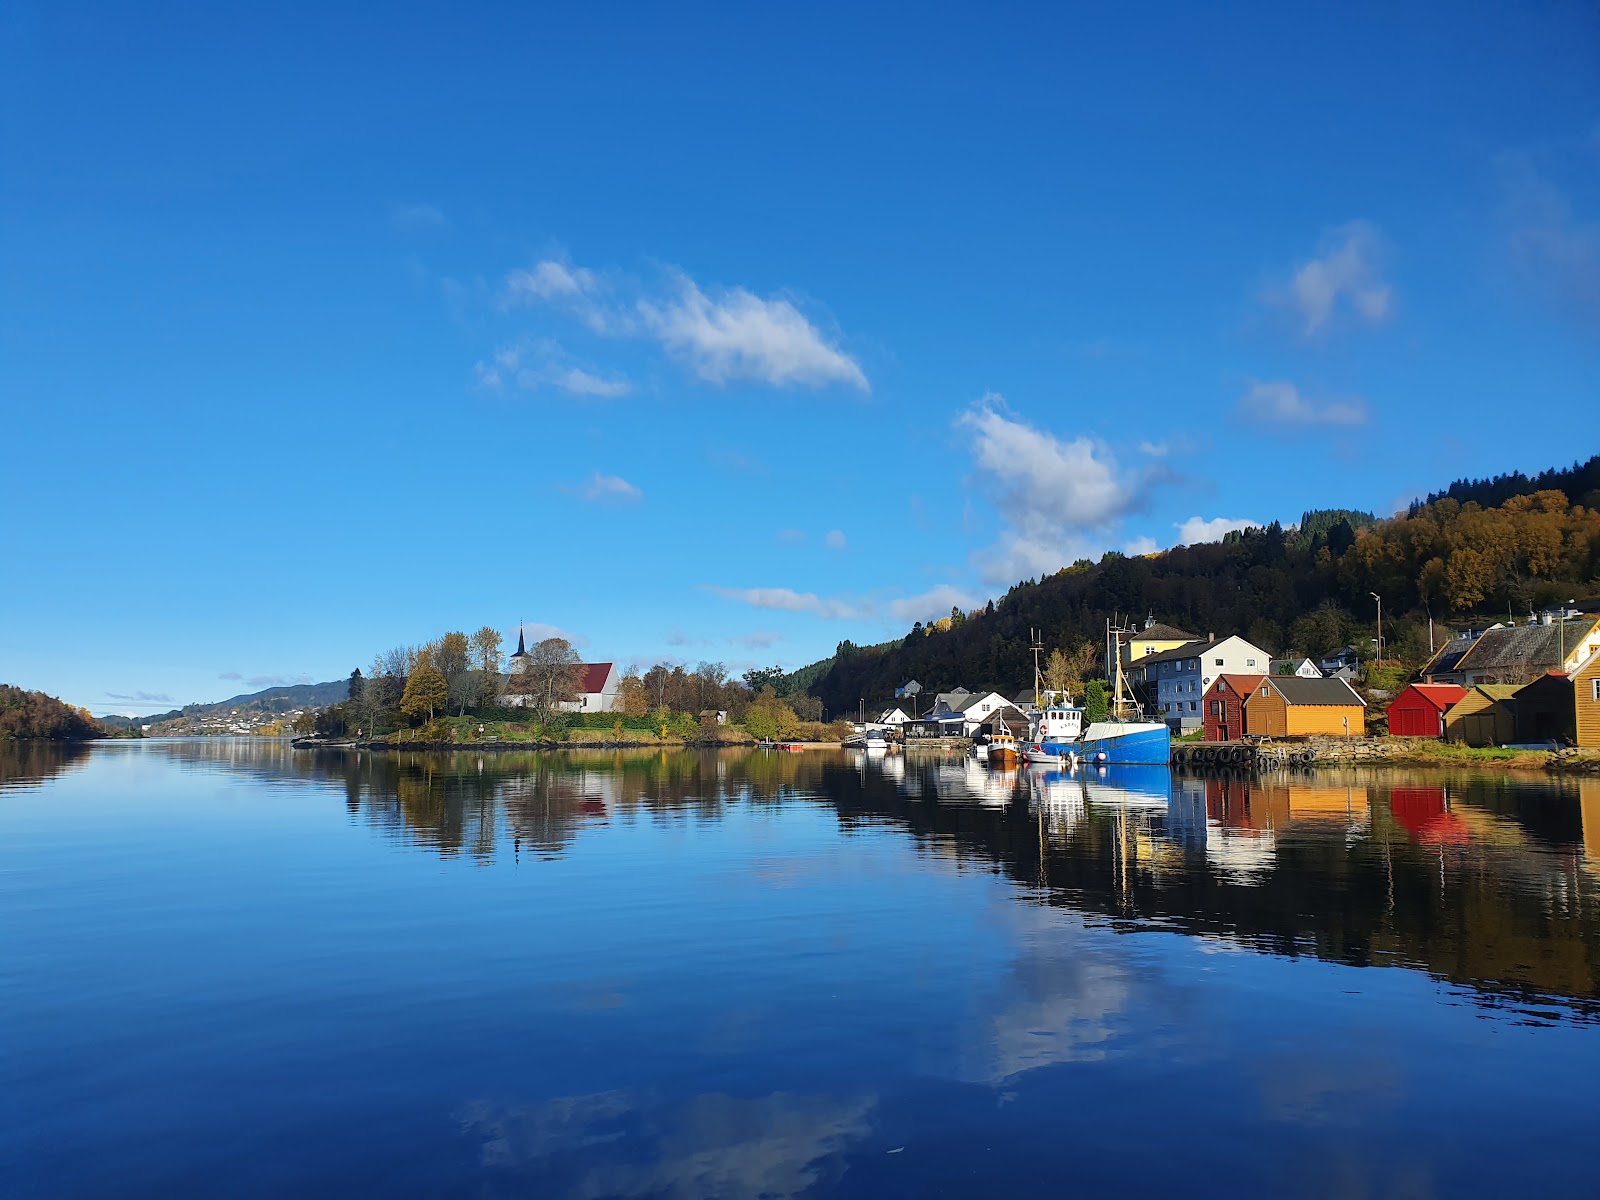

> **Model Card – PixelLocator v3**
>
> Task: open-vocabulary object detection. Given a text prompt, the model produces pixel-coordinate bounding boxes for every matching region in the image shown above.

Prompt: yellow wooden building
[1442,685,1519,746]
[1243,676,1367,738]
[1573,648,1600,750]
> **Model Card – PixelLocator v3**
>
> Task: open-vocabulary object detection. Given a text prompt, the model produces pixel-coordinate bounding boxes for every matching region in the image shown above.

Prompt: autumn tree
[470,626,503,709]
[434,631,473,714]
[619,668,649,718]
[506,637,582,720]
[400,665,448,723]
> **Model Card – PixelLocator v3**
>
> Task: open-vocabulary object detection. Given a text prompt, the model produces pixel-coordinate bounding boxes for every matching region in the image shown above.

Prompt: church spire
[512,623,527,658]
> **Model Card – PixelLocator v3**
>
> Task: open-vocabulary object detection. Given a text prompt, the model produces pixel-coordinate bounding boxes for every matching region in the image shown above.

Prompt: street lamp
[1370,592,1383,668]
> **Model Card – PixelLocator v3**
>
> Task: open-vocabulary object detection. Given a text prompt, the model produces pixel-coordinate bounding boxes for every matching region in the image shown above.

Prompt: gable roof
[1396,683,1468,713]
[1206,673,1266,698]
[1452,617,1600,676]
[576,663,615,694]
[1130,622,1197,643]
[1255,676,1366,707]
[1461,684,1521,703]
[1137,638,1214,666]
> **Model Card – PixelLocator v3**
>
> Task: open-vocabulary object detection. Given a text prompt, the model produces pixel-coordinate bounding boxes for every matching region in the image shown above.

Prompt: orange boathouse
[1244,676,1367,738]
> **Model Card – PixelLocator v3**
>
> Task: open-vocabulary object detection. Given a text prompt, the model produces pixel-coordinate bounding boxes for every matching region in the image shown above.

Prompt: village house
[873,705,912,727]
[1202,674,1263,742]
[1270,657,1321,678]
[1385,683,1467,739]
[1422,612,1600,688]
[1244,676,1367,738]
[1572,648,1600,750]
[1123,618,1199,665]
[1442,685,1519,746]
[1142,635,1270,732]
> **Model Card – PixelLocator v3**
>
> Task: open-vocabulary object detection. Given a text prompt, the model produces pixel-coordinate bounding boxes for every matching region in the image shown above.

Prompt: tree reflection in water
[131,741,1600,1018]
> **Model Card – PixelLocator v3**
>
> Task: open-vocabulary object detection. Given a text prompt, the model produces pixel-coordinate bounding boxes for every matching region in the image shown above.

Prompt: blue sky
[3,2,1597,714]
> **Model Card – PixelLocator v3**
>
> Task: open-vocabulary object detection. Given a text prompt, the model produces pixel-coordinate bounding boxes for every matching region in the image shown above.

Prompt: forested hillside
[0,685,105,741]
[804,456,1600,713]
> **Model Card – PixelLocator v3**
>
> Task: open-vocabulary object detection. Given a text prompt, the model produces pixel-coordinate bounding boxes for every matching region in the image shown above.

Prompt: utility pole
[1370,592,1383,667]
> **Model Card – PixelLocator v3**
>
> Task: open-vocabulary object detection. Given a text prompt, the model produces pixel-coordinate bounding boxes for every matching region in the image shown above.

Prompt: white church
[502,629,622,713]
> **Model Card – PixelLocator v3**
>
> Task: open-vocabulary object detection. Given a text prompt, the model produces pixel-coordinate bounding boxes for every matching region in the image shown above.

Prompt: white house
[875,706,912,726]
[1144,636,1270,732]
[1270,657,1321,678]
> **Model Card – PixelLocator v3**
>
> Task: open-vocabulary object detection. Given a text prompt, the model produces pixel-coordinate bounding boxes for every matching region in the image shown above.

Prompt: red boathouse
[1386,683,1468,738]
[1203,674,1265,742]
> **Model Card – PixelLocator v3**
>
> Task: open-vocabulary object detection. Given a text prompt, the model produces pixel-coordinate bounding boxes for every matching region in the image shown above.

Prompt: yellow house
[1573,648,1600,750]
[1124,619,1199,664]
[1442,685,1520,747]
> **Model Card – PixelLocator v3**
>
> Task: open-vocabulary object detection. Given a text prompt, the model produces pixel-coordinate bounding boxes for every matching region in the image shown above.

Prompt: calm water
[4,741,1600,1198]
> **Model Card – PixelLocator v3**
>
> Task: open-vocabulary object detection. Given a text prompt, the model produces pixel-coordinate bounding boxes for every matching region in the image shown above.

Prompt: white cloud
[638,272,867,390]
[886,584,980,623]
[1238,379,1366,428]
[106,690,175,703]
[547,366,631,398]
[566,471,643,504]
[704,586,864,621]
[824,529,847,550]
[1123,536,1159,556]
[1272,221,1393,334]
[958,396,1150,584]
[505,259,600,303]
[498,257,867,391]
[1175,516,1260,545]
[1137,441,1168,457]
[776,528,806,544]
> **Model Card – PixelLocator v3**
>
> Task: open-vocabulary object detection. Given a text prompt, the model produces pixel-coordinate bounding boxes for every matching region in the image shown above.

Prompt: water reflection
[0,740,91,792]
[105,741,1600,1013]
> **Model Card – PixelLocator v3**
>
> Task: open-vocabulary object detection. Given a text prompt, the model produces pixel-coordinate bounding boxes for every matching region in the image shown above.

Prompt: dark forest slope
[805,455,1600,712]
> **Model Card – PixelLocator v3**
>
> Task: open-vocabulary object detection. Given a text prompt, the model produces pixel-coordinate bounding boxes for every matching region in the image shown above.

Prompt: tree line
[0,684,105,741]
[804,459,1600,715]
[311,626,838,740]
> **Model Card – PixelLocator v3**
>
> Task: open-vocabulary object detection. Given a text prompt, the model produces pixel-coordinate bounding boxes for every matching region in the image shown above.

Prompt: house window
[1189,701,1197,711]
[1215,658,1223,666]
[1247,659,1256,667]
[1593,679,1600,702]
[1260,686,1270,696]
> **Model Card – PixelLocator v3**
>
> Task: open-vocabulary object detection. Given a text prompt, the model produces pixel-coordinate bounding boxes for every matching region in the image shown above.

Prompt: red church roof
[576,663,615,694]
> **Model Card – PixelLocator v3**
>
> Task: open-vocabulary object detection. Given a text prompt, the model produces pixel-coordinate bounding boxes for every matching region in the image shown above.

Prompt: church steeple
[512,624,527,658]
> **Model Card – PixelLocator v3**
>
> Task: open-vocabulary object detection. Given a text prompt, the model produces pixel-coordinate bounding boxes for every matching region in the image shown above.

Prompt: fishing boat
[1019,624,1172,767]
[987,712,1020,766]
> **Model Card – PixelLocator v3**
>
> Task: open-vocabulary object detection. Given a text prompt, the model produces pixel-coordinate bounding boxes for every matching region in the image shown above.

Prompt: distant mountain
[98,680,348,726]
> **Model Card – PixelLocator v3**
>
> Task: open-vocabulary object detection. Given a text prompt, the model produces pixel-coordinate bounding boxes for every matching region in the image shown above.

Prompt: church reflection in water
[140,740,1600,1017]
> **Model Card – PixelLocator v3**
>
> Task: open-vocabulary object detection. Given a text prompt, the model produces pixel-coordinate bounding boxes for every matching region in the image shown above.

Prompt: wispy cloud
[1269,220,1393,334]
[1500,153,1600,331]
[106,690,174,704]
[777,528,806,545]
[500,256,867,391]
[566,471,643,504]
[391,203,449,234]
[824,530,847,550]
[703,586,866,621]
[886,584,979,623]
[1176,515,1260,545]
[727,631,784,650]
[218,672,242,681]
[1238,379,1366,428]
[514,622,589,648]
[476,338,631,398]
[959,395,1156,584]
